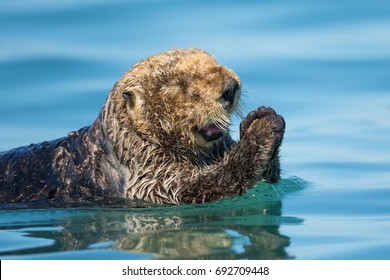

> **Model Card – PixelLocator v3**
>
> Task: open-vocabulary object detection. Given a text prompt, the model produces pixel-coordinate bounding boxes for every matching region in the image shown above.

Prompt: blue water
[1,0,390,259]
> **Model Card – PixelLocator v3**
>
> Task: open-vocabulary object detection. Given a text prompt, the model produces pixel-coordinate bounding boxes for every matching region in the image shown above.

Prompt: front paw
[240,106,285,143]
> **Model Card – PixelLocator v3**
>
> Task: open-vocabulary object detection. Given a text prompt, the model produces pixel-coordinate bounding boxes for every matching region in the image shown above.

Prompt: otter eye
[122,91,135,107]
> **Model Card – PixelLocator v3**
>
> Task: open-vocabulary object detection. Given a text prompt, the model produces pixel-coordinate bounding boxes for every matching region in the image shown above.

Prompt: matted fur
[0,48,285,205]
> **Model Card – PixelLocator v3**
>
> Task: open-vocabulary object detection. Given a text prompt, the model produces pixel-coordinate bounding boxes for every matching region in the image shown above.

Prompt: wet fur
[0,48,285,205]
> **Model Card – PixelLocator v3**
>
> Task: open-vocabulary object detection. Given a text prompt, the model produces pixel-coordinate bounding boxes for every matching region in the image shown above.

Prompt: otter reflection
[0,198,293,259]
[114,199,289,259]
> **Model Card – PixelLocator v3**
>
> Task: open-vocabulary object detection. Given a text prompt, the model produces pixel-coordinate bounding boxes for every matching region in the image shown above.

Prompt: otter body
[0,120,127,204]
[0,48,285,205]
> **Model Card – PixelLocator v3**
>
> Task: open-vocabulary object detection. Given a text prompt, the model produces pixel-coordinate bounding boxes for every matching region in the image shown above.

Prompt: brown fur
[0,48,285,206]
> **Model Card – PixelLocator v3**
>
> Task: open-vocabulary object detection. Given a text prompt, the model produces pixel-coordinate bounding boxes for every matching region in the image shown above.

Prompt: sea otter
[0,48,285,206]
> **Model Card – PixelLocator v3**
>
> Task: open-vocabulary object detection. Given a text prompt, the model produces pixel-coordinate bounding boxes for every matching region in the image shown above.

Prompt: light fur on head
[101,48,241,166]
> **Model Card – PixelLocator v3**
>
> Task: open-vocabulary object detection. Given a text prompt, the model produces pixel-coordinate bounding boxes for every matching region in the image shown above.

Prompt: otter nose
[221,80,239,105]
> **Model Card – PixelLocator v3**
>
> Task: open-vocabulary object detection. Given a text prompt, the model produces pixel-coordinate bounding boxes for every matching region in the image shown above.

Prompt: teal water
[0,0,390,259]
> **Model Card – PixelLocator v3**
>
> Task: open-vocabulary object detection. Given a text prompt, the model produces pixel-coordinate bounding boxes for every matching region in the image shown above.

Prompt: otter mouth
[199,123,224,142]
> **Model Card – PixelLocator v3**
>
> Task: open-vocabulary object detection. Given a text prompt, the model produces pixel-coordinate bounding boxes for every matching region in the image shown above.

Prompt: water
[0,0,389,259]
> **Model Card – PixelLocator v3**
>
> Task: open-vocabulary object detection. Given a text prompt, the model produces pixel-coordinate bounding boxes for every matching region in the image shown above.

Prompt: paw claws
[240,106,284,139]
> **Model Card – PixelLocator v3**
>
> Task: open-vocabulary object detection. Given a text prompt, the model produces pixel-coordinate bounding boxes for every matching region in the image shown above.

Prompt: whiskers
[232,86,267,122]
[205,94,247,133]
[240,87,262,110]
[213,111,231,132]
[233,98,246,121]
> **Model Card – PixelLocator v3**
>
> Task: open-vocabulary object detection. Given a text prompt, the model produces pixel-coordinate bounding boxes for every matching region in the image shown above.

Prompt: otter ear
[122,91,135,108]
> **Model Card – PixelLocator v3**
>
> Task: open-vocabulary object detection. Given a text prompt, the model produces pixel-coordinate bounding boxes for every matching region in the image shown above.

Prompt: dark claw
[240,106,280,139]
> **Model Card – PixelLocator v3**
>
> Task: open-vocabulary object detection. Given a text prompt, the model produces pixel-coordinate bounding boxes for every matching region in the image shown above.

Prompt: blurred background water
[0,0,389,259]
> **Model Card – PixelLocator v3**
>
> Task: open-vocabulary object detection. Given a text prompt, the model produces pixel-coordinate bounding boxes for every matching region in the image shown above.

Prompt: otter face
[189,76,241,147]
[105,49,241,155]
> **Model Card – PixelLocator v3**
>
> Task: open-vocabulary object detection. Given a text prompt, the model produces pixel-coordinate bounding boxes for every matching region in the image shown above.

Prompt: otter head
[101,48,241,162]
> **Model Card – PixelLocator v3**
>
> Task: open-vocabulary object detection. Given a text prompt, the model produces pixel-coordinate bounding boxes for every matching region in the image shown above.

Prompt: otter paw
[240,106,284,139]
[249,115,285,145]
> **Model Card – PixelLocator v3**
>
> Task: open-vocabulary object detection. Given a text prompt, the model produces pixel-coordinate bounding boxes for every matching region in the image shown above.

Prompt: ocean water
[0,0,389,259]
